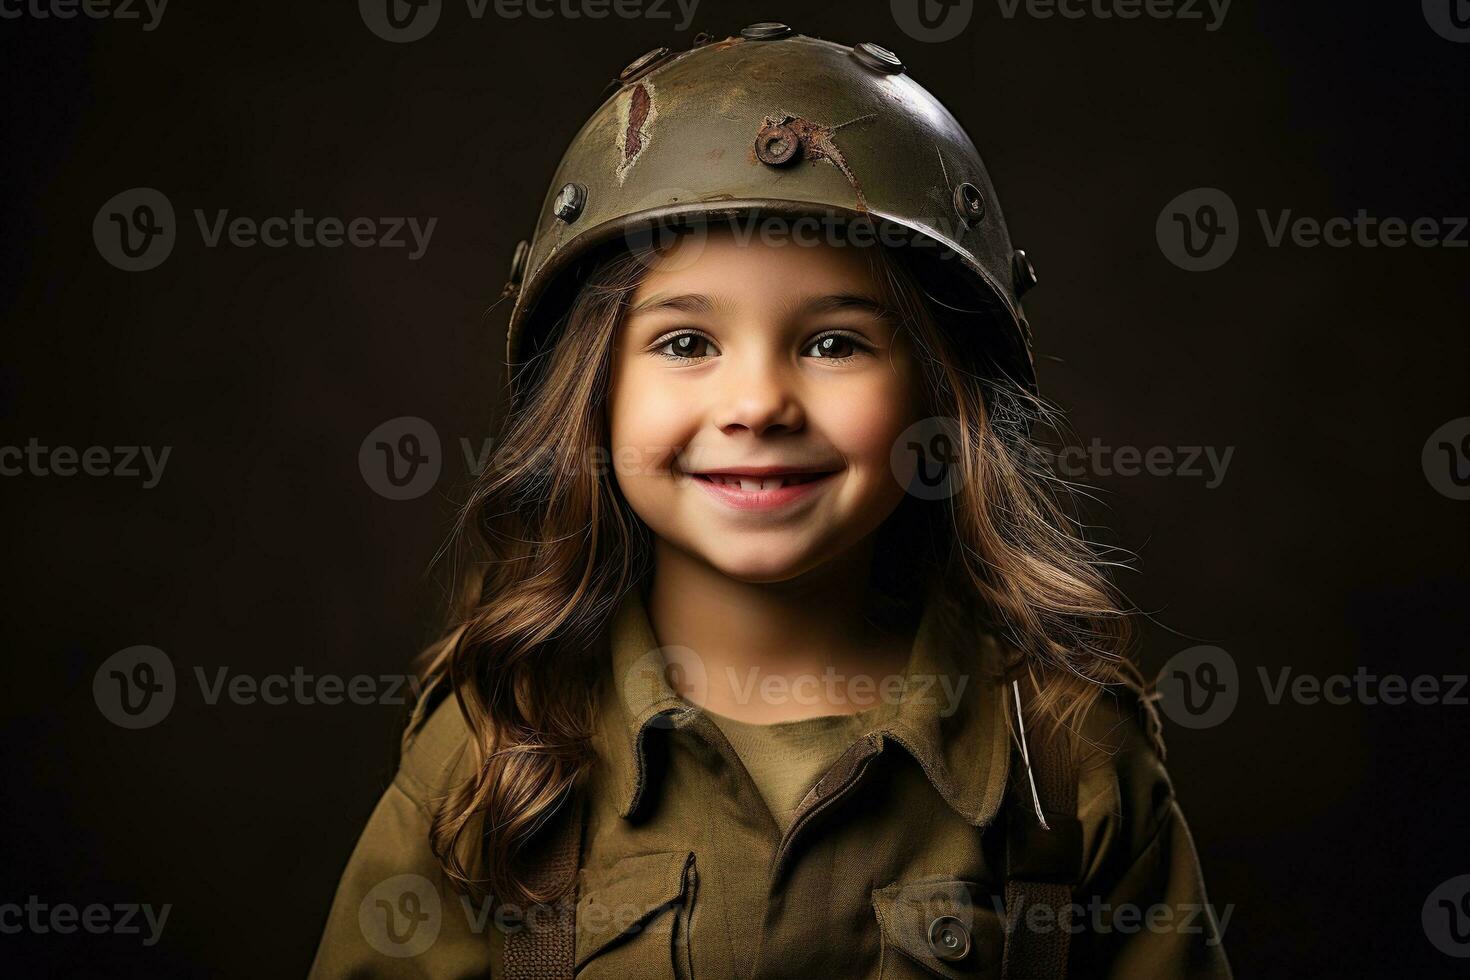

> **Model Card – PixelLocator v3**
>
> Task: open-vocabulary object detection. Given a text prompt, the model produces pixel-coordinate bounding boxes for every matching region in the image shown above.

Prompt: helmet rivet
[755,123,802,166]
[1014,249,1039,297]
[507,239,530,286]
[553,182,587,223]
[619,46,671,83]
[741,22,793,40]
[853,41,904,74]
[954,182,986,226]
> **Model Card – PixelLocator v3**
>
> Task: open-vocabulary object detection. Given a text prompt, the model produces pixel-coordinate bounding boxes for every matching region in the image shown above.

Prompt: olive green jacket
[309,590,1232,979]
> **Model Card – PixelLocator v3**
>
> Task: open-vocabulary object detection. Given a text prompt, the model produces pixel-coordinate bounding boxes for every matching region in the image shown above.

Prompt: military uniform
[310,587,1231,978]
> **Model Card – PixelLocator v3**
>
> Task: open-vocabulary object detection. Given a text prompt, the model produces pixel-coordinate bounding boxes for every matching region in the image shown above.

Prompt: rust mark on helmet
[756,112,872,212]
[615,81,657,185]
[705,36,746,53]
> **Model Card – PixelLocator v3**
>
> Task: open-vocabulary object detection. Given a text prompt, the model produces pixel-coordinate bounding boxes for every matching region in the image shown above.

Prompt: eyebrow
[627,292,721,317]
[626,291,900,323]
[788,293,900,323]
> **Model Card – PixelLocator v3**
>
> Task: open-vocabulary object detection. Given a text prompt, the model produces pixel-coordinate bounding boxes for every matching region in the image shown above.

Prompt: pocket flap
[872,877,1004,978]
[575,850,695,969]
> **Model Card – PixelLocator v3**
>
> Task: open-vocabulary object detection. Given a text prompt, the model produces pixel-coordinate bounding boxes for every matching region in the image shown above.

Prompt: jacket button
[927,915,972,962]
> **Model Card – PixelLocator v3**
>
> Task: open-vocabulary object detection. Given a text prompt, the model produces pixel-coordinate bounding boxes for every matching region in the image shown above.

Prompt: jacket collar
[598,584,1013,828]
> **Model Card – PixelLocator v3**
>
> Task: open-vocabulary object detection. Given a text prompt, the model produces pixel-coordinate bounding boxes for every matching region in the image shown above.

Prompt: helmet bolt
[619,46,671,83]
[741,22,793,40]
[1013,249,1039,297]
[755,123,802,166]
[954,182,986,226]
[853,41,904,74]
[507,239,530,286]
[553,182,587,223]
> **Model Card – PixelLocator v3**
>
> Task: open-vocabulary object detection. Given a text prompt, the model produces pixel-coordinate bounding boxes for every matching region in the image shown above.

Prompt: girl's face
[607,229,922,584]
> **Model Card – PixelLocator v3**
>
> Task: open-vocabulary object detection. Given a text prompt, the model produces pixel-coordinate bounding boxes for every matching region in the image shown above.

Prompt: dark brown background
[2,0,1467,975]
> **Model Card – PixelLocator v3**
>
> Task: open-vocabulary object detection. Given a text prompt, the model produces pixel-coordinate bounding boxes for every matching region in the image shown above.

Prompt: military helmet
[501,23,1039,404]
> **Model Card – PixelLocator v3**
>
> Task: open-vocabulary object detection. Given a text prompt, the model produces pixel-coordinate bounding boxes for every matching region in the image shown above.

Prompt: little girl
[311,24,1231,979]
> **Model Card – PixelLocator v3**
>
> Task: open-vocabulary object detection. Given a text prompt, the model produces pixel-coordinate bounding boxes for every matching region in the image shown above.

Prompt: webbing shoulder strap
[502,791,585,980]
[1001,700,1082,980]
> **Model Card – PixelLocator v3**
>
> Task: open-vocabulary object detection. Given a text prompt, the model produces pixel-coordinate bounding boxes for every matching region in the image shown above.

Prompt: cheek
[812,370,918,472]
[608,361,695,480]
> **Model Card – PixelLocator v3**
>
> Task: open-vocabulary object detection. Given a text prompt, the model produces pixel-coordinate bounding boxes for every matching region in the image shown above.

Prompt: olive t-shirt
[704,705,887,834]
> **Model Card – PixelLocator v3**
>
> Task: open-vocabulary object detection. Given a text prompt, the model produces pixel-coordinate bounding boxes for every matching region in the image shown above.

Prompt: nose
[712,354,804,437]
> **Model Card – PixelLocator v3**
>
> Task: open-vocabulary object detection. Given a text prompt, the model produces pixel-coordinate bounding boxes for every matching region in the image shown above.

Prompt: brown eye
[657,333,716,359]
[805,333,862,359]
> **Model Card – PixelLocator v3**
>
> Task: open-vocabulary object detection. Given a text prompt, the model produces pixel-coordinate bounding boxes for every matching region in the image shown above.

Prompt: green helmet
[501,23,1039,404]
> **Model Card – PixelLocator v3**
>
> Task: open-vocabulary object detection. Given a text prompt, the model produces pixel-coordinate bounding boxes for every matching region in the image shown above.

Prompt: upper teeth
[704,474,813,490]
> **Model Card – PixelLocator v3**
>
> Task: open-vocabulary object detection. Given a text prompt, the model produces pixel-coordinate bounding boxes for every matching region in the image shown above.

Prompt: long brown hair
[416,230,1135,906]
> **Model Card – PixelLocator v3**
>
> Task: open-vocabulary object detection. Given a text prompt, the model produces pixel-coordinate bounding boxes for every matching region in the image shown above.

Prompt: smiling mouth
[690,472,831,491]
[681,468,840,511]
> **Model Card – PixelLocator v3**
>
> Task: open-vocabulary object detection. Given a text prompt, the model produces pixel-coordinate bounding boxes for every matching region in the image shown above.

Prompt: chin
[697,541,829,585]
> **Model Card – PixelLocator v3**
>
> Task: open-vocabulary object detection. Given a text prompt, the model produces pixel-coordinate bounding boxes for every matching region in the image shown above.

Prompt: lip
[681,467,840,511]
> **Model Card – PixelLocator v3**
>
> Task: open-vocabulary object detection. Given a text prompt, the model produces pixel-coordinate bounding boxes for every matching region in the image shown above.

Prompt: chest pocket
[871,877,1005,980]
[574,850,697,980]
